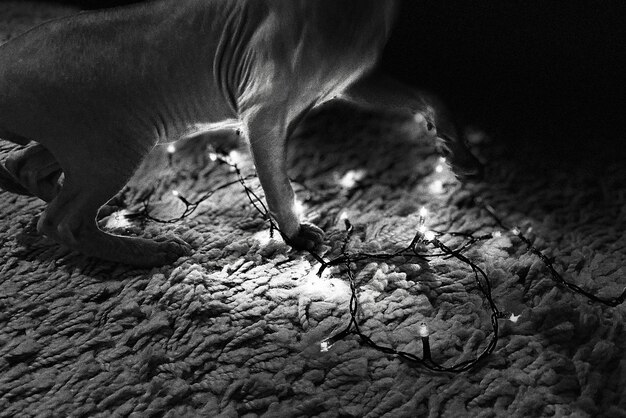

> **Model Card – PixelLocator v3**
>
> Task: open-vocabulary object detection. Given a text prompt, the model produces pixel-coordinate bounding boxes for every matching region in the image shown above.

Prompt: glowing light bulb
[413,113,426,124]
[419,322,429,338]
[429,180,444,194]
[172,190,180,197]
[418,207,428,230]
[419,322,432,359]
[338,169,366,189]
[319,328,350,352]
[208,152,218,162]
[228,150,242,164]
[294,199,305,219]
[166,144,176,154]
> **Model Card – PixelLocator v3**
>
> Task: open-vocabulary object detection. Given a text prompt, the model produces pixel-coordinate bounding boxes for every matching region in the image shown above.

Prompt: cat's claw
[284,222,324,251]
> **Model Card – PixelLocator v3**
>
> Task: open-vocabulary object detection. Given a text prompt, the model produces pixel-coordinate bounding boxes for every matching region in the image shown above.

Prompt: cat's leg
[37,134,191,266]
[342,70,484,179]
[340,70,444,135]
[243,104,324,251]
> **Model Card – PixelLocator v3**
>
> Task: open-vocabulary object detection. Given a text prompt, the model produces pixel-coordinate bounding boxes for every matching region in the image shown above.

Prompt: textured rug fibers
[1,3,626,417]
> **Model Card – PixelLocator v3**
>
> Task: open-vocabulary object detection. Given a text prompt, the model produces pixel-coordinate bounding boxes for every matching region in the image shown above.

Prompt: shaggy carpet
[1,3,625,417]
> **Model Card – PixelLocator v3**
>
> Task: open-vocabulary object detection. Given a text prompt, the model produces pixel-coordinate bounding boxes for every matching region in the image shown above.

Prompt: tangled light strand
[317,217,504,372]
[123,146,625,373]
[479,199,626,307]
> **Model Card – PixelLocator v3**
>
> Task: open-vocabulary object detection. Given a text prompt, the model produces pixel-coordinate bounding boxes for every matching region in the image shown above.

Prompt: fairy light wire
[130,153,508,372]
[479,199,626,307]
[320,222,503,372]
[124,145,625,373]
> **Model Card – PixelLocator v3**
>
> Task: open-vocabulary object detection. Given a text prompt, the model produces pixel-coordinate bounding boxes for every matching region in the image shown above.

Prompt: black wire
[125,151,626,373]
[480,199,626,307]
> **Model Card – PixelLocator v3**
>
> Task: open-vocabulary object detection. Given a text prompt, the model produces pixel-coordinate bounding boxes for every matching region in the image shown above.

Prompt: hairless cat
[0,0,482,266]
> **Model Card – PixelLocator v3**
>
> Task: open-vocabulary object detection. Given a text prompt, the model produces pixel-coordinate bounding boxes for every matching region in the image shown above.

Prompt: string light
[126,152,257,224]
[171,189,192,207]
[429,179,444,194]
[481,200,626,307]
[413,112,427,125]
[419,322,431,360]
[320,328,351,353]
[508,313,520,323]
[423,230,436,242]
[338,169,367,189]
[415,206,436,242]
[418,206,428,223]
[123,131,626,373]
[428,156,453,195]
[228,150,243,166]
[166,144,176,166]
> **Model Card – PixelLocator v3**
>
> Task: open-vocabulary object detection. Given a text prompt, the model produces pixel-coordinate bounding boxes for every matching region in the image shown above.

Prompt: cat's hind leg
[37,135,191,266]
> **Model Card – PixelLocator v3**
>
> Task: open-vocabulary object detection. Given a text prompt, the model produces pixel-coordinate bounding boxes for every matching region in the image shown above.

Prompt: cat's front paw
[283,222,324,251]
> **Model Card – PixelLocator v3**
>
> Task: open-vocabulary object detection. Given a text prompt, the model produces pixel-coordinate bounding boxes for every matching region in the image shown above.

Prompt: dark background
[383,1,626,159]
[47,0,625,159]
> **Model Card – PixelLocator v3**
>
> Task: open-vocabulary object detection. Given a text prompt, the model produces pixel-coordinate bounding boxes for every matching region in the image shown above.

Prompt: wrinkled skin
[0,0,480,266]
